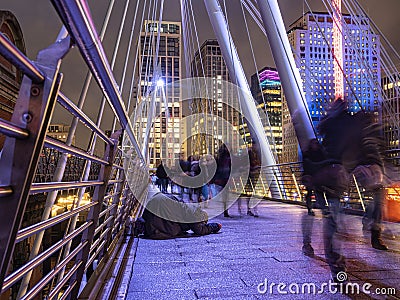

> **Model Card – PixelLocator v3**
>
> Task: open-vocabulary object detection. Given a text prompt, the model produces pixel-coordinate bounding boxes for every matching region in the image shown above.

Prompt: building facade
[0,10,26,150]
[250,67,282,161]
[282,11,381,162]
[137,21,183,169]
[190,39,240,156]
[47,124,74,144]
[382,74,400,166]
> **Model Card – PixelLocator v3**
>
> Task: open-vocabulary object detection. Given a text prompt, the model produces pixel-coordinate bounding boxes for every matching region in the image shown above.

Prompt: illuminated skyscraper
[250,67,282,160]
[282,11,381,162]
[137,21,183,169]
[190,40,240,155]
[382,74,400,167]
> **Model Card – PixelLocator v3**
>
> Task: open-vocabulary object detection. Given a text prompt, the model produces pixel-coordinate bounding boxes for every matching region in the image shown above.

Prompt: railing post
[259,176,267,197]
[99,147,127,259]
[290,166,302,201]
[272,170,284,200]
[239,177,247,195]
[0,37,71,290]
[352,174,366,212]
[67,133,119,300]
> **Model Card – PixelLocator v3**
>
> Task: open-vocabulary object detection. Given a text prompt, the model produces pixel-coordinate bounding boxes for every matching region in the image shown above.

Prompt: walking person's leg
[370,188,388,250]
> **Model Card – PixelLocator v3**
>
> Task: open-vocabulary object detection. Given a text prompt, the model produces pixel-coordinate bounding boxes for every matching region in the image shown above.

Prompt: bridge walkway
[114,197,400,299]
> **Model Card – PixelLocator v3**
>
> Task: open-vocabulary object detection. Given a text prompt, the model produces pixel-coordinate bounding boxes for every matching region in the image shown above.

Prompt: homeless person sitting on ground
[140,192,222,239]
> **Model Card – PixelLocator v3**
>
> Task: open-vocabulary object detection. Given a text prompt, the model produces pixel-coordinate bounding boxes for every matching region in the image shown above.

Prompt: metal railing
[230,161,393,213]
[0,4,148,300]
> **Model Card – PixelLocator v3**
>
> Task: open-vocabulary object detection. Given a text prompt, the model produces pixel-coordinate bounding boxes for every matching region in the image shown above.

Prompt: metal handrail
[0,118,29,139]
[86,239,107,271]
[16,202,96,243]
[46,262,82,300]
[0,186,13,197]
[0,32,45,83]
[57,92,114,145]
[94,216,114,237]
[51,0,144,162]
[99,204,117,219]
[20,243,86,300]
[2,222,92,290]
[44,137,109,165]
[30,180,104,194]
[0,2,146,299]
[231,161,377,212]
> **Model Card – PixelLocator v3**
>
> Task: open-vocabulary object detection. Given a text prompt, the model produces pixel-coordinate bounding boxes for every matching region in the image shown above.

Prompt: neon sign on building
[332,0,344,100]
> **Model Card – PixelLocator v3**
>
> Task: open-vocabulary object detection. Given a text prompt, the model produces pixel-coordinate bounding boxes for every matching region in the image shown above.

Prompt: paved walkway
[120,196,400,299]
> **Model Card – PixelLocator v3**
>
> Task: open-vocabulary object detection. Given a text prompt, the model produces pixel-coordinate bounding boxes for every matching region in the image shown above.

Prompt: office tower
[250,67,282,161]
[282,11,381,162]
[137,21,182,169]
[190,39,240,155]
[382,74,400,166]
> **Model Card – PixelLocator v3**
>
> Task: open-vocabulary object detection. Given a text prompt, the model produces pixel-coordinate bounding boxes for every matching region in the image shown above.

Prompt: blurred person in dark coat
[213,143,232,217]
[317,98,388,280]
[156,162,169,193]
[301,138,328,257]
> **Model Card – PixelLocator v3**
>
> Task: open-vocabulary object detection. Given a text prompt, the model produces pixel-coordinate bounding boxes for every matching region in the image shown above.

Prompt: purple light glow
[259,69,280,82]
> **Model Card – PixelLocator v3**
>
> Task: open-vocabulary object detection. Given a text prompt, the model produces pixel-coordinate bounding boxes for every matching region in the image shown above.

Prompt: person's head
[327,98,348,116]
[308,138,321,152]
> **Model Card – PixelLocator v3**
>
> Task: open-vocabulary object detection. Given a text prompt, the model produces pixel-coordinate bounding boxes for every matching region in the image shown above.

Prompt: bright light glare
[156,79,164,87]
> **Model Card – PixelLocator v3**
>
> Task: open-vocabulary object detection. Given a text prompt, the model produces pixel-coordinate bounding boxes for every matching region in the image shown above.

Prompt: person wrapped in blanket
[138,192,222,239]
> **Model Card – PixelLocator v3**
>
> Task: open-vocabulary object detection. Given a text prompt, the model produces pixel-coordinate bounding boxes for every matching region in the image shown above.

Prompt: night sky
[2,0,399,147]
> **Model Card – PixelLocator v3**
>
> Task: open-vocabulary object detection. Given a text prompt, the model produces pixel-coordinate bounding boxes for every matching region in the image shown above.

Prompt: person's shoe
[302,244,314,257]
[372,240,388,250]
[224,212,232,218]
[372,236,388,250]
[207,223,222,233]
[371,230,388,250]
[247,210,255,217]
[308,210,315,216]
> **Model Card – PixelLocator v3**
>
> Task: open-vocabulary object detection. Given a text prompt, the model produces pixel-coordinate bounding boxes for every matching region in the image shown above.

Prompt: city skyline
[2,0,399,90]
[1,1,399,150]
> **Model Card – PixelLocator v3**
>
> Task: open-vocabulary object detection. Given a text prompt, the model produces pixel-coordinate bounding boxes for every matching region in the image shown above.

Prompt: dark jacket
[213,147,231,187]
[142,193,213,239]
[318,109,382,172]
[179,159,190,173]
[156,163,168,179]
[302,139,328,177]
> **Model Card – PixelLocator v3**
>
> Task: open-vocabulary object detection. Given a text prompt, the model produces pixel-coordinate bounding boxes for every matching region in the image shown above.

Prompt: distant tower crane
[332,0,344,100]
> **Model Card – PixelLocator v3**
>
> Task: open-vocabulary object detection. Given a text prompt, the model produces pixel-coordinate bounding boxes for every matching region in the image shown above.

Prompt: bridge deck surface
[119,193,400,299]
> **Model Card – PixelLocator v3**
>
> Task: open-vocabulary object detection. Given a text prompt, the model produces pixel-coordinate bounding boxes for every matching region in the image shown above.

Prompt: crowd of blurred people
[150,141,262,219]
[144,96,393,281]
